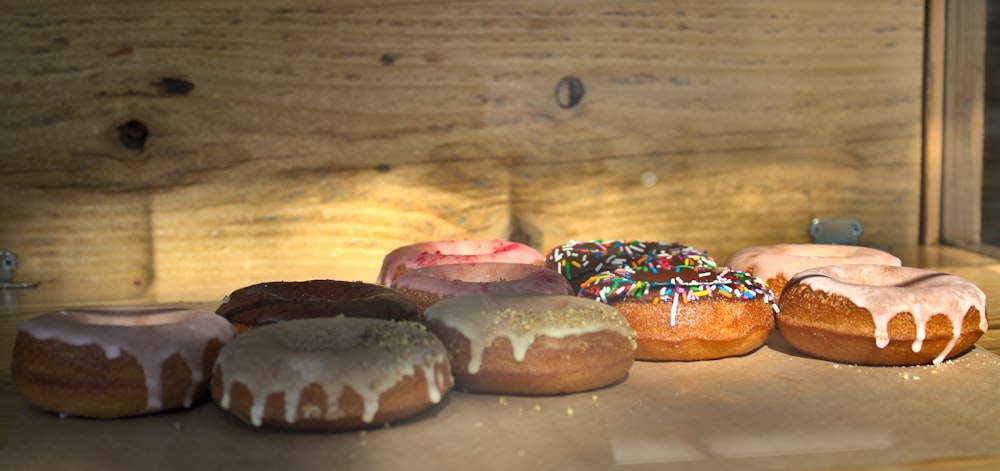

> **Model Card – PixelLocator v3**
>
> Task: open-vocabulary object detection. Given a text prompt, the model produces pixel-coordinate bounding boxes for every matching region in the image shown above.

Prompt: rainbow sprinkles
[544,239,717,286]
[579,265,779,326]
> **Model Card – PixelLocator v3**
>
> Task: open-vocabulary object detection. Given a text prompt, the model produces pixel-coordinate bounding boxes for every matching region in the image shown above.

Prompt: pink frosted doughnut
[376,239,544,286]
[11,306,235,418]
[724,244,901,297]
[391,262,574,316]
[779,265,989,365]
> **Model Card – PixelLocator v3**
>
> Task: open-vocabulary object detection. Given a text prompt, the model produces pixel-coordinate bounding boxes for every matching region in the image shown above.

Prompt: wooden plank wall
[0,0,926,303]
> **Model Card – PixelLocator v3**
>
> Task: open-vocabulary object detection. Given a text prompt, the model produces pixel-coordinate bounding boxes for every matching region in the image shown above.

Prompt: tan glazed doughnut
[724,244,902,298]
[423,293,636,395]
[211,317,453,431]
[778,265,989,365]
[216,280,419,334]
[579,265,777,361]
[11,306,235,419]
[391,262,574,316]
[376,239,544,286]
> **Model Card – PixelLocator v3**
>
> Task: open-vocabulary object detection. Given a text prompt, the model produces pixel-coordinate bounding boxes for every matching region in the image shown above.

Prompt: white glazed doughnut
[376,239,543,286]
[11,306,235,418]
[778,264,989,365]
[423,293,637,395]
[211,317,453,431]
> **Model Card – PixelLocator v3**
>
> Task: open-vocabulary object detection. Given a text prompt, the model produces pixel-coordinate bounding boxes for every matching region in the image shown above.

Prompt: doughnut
[723,244,901,298]
[211,317,452,431]
[544,240,716,291]
[11,306,235,419]
[778,264,989,365]
[391,262,574,316]
[216,280,418,334]
[580,264,777,361]
[423,293,636,395]
[376,239,544,286]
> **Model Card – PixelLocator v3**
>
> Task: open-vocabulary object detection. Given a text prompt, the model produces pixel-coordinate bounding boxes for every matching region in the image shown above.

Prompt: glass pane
[984,0,1000,244]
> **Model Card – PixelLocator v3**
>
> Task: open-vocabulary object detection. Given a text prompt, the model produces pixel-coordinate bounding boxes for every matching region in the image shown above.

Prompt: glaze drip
[19,306,235,411]
[793,265,988,364]
[214,317,451,427]
[423,293,637,374]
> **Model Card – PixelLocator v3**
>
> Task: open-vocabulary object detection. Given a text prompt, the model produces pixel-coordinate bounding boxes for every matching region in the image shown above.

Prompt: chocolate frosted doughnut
[544,240,715,291]
[216,280,418,333]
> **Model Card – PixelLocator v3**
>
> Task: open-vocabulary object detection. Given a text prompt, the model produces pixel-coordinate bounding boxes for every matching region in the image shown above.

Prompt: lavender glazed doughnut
[11,306,235,419]
[211,317,453,431]
[216,280,418,334]
[544,240,716,292]
[580,265,777,361]
[391,262,574,317]
[376,239,544,286]
[723,244,902,298]
[423,293,636,395]
[778,264,989,365]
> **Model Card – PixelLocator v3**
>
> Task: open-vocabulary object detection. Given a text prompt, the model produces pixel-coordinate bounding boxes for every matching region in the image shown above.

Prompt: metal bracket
[808,218,863,245]
[1,251,40,289]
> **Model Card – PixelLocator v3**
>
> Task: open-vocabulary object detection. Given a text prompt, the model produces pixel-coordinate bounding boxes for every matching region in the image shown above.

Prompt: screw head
[0,251,17,271]
[809,222,823,236]
[850,221,863,236]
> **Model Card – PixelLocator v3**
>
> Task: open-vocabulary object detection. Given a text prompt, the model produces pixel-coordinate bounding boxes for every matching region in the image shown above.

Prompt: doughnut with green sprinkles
[579,265,778,326]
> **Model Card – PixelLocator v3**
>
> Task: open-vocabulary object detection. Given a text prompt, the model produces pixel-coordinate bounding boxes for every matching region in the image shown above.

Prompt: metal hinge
[1,251,40,289]
[808,218,863,245]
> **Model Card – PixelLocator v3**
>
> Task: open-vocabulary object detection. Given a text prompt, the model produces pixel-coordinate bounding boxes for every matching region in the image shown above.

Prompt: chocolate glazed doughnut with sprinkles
[580,264,777,361]
[544,240,716,292]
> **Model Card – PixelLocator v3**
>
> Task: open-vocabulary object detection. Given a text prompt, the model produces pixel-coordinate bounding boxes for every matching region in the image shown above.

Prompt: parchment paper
[3,332,999,471]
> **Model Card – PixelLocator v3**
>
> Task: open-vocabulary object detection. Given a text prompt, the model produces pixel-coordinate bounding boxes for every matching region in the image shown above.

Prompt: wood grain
[922,0,945,246]
[0,1,926,301]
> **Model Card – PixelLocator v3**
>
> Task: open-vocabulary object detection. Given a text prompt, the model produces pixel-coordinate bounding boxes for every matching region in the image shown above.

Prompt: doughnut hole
[766,273,790,299]
[230,322,259,335]
[11,335,220,418]
[210,363,452,431]
[426,321,634,395]
[610,298,775,361]
[734,262,790,298]
[777,284,985,365]
[393,287,444,318]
